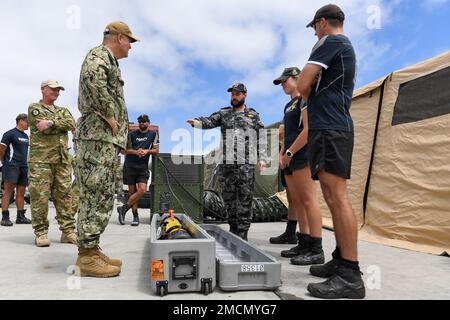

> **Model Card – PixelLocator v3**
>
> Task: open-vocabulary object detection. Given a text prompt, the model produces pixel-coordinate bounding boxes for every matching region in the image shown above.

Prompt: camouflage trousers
[219,164,255,238]
[71,180,79,218]
[29,162,75,237]
[75,140,118,249]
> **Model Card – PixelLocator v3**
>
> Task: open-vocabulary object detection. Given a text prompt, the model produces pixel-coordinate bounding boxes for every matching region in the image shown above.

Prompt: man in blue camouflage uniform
[188,83,267,241]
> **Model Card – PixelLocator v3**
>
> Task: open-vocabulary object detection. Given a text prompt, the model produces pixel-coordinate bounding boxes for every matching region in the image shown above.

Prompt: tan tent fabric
[363,51,450,255]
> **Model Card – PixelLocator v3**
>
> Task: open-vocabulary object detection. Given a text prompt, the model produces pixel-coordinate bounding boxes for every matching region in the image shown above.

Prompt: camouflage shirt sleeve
[51,108,76,133]
[253,111,268,163]
[196,110,223,130]
[80,55,115,119]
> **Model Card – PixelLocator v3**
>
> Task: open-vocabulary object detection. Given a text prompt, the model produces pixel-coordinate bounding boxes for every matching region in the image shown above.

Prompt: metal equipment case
[201,224,282,292]
[149,214,216,296]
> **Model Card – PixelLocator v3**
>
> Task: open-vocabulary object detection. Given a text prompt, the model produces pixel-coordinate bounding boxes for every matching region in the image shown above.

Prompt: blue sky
[0,0,449,155]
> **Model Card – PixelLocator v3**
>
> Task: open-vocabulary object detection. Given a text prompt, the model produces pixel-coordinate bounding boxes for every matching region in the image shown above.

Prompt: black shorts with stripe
[308,130,354,181]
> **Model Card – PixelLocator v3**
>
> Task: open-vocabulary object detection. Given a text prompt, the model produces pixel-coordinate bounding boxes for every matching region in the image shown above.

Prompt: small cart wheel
[203,282,210,296]
[158,286,166,297]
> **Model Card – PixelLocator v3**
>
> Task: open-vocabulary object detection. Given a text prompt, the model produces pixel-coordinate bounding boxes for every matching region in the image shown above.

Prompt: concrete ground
[0,204,449,300]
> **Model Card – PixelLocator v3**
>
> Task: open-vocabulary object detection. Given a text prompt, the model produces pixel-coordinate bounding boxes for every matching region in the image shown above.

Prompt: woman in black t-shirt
[272,67,324,266]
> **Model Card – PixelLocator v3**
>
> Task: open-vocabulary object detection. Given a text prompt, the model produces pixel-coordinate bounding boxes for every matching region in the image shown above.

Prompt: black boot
[281,233,310,258]
[291,237,325,266]
[16,210,32,225]
[310,247,341,278]
[307,259,366,299]
[1,211,13,227]
[229,224,238,235]
[131,211,140,227]
[269,220,297,244]
[117,204,130,225]
[238,230,248,242]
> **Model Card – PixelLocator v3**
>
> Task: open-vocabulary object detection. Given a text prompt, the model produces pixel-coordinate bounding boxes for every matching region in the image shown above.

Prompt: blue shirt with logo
[124,130,159,169]
[1,128,29,168]
[307,34,356,132]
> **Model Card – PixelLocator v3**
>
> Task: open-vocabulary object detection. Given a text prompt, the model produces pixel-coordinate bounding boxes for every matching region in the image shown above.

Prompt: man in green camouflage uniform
[28,80,77,247]
[74,21,140,278]
[188,83,267,241]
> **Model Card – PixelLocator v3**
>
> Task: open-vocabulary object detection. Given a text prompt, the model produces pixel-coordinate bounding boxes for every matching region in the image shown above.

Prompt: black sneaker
[1,212,13,227]
[16,211,32,225]
[310,259,340,278]
[117,205,130,225]
[131,213,140,227]
[291,250,325,266]
[281,233,310,258]
[270,231,297,245]
[307,267,366,300]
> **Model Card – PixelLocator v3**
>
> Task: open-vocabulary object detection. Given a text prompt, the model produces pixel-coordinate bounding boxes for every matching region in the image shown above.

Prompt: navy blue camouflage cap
[227,83,248,93]
[138,114,150,123]
[273,67,301,85]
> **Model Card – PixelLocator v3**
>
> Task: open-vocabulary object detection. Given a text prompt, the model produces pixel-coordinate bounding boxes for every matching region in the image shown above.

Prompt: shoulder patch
[32,109,40,117]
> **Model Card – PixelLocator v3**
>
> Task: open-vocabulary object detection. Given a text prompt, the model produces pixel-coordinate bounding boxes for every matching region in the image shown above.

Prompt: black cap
[138,114,150,123]
[273,67,301,85]
[16,114,28,121]
[227,83,248,93]
[306,4,345,28]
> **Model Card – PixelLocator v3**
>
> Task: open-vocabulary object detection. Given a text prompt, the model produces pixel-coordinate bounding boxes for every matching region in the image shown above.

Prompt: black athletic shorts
[2,166,28,186]
[280,150,309,187]
[308,130,354,181]
[123,167,150,186]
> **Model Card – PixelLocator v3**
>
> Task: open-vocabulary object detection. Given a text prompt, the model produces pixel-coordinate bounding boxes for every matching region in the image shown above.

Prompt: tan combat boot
[35,235,51,247]
[61,232,77,245]
[76,248,121,278]
[95,246,123,267]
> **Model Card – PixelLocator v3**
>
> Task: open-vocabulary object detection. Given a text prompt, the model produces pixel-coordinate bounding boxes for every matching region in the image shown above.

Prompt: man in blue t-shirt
[117,115,159,226]
[0,114,32,227]
[297,4,365,299]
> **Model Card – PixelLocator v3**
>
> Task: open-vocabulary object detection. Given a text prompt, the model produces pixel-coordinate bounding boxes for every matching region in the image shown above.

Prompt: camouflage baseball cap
[227,83,248,93]
[273,67,301,85]
[104,21,141,43]
[41,80,65,91]
[306,4,345,28]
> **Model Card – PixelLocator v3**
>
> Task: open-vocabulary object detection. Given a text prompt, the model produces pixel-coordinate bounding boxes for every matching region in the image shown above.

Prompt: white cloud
[0,0,401,154]
[423,0,448,9]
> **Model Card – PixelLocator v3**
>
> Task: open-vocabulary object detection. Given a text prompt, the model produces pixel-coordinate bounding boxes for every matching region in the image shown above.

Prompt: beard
[139,124,149,131]
[231,98,246,108]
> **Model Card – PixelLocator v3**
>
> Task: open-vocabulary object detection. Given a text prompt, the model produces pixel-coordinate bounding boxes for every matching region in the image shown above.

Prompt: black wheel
[203,282,210,296]
[158,286,166,297]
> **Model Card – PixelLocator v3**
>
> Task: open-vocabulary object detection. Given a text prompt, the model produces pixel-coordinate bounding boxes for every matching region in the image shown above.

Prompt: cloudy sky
[0,0,449,154]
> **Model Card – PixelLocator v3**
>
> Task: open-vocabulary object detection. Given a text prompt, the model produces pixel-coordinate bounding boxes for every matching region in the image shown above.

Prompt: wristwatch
[286,150,294,158]
[48,120,55,128]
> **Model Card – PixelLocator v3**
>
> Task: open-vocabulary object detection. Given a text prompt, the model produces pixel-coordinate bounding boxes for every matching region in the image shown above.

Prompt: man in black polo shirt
[297,4,366,299]
[117,115,159,226]
[0,114,32,227]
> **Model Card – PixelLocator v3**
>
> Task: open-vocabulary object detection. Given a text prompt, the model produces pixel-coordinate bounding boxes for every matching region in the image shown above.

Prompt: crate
[200,224,282,292]
[149,214,216,297]
[151,154,204,222]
